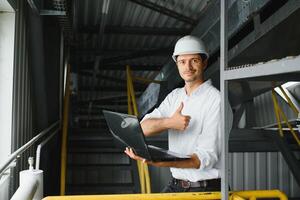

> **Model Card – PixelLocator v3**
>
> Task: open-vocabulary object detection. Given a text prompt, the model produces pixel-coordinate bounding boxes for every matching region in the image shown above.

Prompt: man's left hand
[124,147,173,167]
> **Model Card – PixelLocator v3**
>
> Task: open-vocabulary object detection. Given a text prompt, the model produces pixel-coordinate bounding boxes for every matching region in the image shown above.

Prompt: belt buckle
[181,180,191,189]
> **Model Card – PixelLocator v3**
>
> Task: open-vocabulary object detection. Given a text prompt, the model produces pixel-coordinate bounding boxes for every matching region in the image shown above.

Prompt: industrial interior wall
[10,0,62,197]
[229,90,300,197]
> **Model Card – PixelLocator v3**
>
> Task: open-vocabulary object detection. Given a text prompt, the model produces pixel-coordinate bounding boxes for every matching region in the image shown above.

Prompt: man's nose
[187,61,193,69]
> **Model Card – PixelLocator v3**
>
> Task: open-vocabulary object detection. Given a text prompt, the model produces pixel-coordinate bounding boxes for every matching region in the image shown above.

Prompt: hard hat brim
[172,51,209,62]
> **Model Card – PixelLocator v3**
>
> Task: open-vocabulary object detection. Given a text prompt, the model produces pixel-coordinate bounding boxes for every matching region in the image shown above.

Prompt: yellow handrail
[230,190,288,200]
[43,190,288,200]
[132,76,162,84]
[126,65,151,194]
[127,66,145,193]
[272,89,300,146]
[272,90,284,137]
[278,86,299,114]
[60,64,71,195]
[277,105,300,145]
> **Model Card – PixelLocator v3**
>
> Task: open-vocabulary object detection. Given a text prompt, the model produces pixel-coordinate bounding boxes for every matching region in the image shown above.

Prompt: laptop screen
[102,110,152,160]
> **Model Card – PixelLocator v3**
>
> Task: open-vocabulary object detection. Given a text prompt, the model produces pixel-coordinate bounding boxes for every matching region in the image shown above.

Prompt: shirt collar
[182,79,212,97]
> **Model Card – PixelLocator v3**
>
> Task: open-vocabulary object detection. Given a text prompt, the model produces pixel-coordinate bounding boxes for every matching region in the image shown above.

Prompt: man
[125,35,222,192]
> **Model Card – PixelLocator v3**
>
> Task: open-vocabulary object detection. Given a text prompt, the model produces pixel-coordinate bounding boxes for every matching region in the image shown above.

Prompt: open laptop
[102,110,190,162]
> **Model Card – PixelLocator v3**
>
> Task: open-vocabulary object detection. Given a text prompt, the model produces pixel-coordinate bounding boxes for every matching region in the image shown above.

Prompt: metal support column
[220,0,229,200]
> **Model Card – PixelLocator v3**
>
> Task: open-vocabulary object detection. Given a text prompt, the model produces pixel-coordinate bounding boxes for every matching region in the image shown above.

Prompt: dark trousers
[161,178,221,193]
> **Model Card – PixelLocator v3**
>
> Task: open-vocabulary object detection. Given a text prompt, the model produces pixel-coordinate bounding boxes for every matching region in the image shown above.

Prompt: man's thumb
[176,102,184,113]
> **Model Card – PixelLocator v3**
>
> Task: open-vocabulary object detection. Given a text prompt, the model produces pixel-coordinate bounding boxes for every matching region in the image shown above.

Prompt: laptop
[102,110,190,162]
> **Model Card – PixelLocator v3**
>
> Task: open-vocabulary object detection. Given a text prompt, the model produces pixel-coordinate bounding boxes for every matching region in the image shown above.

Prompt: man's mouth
[183,71,195,75]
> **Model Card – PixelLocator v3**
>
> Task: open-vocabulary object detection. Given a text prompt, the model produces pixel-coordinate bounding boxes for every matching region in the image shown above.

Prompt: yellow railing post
[60,64,71,195]
[126,65,151,194]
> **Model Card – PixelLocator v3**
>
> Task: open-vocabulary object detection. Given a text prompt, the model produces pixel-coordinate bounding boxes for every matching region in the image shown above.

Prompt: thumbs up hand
[169,102,191,131]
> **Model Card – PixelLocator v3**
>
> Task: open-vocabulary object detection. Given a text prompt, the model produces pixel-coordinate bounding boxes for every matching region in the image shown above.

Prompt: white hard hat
[172,35,209,62]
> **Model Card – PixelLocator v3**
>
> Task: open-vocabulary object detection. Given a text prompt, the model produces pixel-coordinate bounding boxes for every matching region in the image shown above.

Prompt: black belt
[172,178,221,189]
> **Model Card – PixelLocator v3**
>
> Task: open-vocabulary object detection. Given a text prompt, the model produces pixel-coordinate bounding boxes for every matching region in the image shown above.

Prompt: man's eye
[178,60,185,65]
[192,59,200,64]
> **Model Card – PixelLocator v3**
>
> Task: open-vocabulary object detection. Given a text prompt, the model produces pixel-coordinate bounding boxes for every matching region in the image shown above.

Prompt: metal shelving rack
[220,1,300,199]
[224,55,300,81]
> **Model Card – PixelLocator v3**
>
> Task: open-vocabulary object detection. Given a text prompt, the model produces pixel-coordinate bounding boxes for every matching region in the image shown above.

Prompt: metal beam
[128,0,197,25]
[78,64,162,71]
[77,106,128,114]
[78,100,128,106]
[105,25,190,35]
[102,48,171,63]
[71,48,136,55]
[79,94,129,101]
[79,72,126,84]
[78,73,148,89]
[74,47,172,60]
[79,86,144,92]
[77,94,140,106]
[27,1,66,16]
[224,55,300,81]
[40,10,66,16]
[79,25,191,36]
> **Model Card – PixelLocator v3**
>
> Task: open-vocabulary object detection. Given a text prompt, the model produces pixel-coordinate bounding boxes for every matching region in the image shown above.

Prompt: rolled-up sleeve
[194,97,221,170]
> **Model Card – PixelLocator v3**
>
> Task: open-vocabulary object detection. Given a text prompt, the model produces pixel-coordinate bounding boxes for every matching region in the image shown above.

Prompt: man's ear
[203,59,208,70]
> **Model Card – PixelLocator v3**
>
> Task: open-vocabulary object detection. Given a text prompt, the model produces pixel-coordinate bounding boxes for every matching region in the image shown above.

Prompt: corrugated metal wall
[10,0,35,194]
[229,90,300,197]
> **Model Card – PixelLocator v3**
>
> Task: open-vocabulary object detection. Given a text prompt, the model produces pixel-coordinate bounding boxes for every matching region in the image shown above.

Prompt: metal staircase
[65,127,140,194]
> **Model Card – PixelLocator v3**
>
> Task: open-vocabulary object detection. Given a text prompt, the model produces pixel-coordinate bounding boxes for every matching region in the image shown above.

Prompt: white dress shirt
[142,79,222,182]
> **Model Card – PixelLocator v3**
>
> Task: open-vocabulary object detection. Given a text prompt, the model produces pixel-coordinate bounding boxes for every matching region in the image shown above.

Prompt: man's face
[176,54,207,83]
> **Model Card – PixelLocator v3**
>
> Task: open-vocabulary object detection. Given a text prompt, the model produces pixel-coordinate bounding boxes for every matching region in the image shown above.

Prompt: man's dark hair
[175,54,208,62]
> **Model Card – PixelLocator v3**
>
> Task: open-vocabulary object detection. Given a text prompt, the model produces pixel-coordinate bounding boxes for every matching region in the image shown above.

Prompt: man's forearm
[148,154,200,169]
[141,118,171,136]
[125,148,201,169]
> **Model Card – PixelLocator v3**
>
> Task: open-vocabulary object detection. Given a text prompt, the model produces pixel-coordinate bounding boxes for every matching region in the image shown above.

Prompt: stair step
[68,164,132,170]
[68,147,124,154]
[71,128,110,134]
[66,183,136,195]
[290,144,300,151]
[71,132,111,138]
[69,135,113,141]
[68,139,115,148]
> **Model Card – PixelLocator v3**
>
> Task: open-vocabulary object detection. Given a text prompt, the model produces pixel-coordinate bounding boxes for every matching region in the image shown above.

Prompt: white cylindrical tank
[19,169,43,200]
[11,157,43,200]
